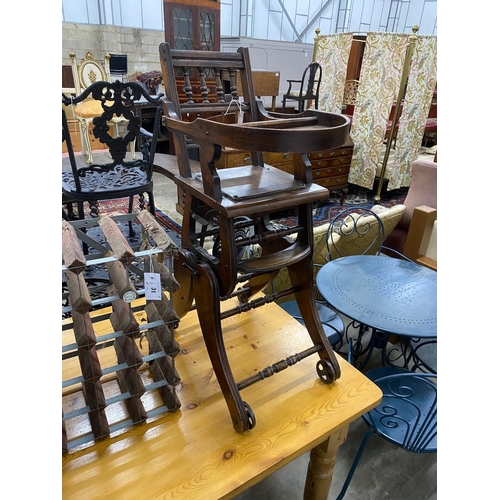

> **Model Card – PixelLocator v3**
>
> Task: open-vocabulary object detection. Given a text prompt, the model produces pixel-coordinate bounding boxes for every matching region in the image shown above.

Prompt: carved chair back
[62,80,162,198]
[303,62,322,98]
[69,51,111,95]
[325,207,385,261]
[159,42,262,180]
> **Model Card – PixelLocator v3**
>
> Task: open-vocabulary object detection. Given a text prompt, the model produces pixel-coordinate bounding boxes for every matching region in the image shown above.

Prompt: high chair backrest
[159,42,261,179]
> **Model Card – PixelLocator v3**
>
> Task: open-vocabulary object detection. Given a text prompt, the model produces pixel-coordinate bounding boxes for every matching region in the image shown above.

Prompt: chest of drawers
[215,136,353,191]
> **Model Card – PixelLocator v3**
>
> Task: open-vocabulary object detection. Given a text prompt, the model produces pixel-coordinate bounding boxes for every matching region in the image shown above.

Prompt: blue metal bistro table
[316,255,437,369]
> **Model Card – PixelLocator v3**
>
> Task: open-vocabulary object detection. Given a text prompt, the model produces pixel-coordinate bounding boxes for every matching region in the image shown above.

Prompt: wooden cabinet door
[163,0,220,51]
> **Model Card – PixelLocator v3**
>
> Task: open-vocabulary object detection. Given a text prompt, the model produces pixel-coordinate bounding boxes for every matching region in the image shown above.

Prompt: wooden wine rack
[62,211,181,453]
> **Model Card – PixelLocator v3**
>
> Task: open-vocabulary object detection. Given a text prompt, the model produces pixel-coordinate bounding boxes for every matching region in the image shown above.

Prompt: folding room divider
[313,27,437,195]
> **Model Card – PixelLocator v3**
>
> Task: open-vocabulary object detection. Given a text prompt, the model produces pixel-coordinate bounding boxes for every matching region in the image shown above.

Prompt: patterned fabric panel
[348,33,409,189]
[388,35,437,190]
[314,33,353,113]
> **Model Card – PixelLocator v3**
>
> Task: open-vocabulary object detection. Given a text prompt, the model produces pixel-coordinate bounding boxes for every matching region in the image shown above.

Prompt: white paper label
[144,272,162,300]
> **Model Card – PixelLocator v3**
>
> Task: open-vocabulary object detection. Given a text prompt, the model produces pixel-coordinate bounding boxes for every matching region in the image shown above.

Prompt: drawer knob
[283,152,291,159]
[244,156,252,164]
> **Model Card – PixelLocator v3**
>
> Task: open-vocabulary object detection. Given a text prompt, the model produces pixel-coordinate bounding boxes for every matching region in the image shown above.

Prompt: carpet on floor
[272,186,407,228]
[64,186,406,238]
[73,198,182,234]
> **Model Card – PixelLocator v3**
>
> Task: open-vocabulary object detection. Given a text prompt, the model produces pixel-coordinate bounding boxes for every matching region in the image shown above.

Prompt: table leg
[303,425,349,500]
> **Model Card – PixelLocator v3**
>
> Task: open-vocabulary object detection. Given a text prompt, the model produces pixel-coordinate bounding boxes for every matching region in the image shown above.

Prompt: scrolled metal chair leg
[335,428,374,500]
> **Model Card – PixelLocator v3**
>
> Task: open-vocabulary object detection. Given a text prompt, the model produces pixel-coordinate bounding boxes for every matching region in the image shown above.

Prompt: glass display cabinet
[163,0,220,51]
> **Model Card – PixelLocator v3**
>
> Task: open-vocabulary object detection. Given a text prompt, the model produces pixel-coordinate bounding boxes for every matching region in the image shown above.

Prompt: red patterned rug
[68,197,182,237]
[84,198,182,234]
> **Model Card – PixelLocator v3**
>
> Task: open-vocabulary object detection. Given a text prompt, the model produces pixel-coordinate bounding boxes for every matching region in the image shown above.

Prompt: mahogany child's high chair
[158,42,350,433]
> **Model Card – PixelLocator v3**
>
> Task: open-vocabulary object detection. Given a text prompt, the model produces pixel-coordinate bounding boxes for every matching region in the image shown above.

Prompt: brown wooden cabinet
[163,0,220,51]
[215,136,354,192]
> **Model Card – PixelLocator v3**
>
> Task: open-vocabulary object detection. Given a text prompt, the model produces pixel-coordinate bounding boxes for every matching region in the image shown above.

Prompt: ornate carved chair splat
[158,42,351,433]
[62,81,162,223]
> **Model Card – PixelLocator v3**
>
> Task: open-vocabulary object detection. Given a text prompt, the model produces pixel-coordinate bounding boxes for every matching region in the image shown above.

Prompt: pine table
[62,297,382,500]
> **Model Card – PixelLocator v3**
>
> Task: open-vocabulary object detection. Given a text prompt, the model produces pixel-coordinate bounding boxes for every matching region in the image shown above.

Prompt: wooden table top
[62,298,381,500]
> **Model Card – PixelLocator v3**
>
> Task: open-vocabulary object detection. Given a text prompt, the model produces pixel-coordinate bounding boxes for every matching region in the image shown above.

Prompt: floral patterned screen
[314,33,353,113]
[312,31,437,190]
[348,32,409,189]
[388,35,437,190]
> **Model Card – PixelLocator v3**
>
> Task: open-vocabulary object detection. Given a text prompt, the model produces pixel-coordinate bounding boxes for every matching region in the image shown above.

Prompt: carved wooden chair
[62,80,162,223]
[158,42,350,433]
[282,62,322,112]
[69,51,135,163]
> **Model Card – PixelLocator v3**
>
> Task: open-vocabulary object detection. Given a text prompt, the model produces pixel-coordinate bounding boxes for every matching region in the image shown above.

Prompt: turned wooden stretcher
[158,42,350,433]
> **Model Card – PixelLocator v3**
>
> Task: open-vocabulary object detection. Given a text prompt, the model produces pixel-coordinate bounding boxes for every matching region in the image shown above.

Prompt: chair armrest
[403,205,437,269]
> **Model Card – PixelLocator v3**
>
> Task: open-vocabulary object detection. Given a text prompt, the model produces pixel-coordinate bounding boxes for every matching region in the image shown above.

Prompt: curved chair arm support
[164,109,349,154]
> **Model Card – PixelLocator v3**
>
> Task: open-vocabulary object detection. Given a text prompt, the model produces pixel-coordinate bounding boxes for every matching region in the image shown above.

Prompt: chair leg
[79,118,93,164]
[89,200,99,218]
[76,201,89,254]
[147,191,156,217]
[77,201,85,220]
[127,196,135,236]
[131,139,137,159]
[288,259,341,382]
[192,261,255,434]
[336,428,374,500]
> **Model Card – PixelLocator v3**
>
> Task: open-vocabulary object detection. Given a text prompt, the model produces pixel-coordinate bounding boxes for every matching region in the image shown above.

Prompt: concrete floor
[151,171,437,500]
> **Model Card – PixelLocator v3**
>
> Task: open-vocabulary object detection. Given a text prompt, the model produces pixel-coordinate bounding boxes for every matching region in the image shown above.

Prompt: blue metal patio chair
[335,366,437,499]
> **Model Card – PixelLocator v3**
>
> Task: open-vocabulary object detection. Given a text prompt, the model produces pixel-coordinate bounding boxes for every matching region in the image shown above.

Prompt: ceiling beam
[276,0,303,42]
[299,0,336,40]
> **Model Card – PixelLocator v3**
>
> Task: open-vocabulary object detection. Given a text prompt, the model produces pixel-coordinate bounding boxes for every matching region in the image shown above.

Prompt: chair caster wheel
[316,359,335,384]
[243,401,256,429]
